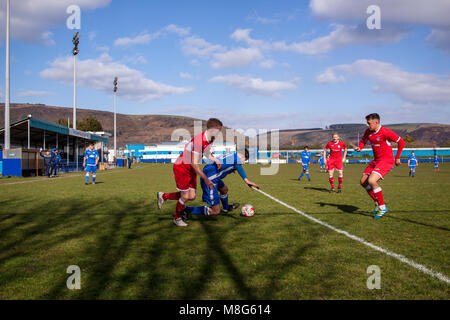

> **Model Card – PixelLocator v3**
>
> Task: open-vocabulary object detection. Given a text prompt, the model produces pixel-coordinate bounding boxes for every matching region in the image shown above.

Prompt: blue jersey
[408,155,417,167]
[203,153,247,184]
[434,158,439,166]
[319,156,325,166]
[85,149,99,166]
[301,151,311,165]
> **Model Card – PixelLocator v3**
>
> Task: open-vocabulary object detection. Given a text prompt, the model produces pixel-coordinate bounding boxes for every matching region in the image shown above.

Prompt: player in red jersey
[323,132,347,193]
[355,113,405,219]
[157,118,223,227]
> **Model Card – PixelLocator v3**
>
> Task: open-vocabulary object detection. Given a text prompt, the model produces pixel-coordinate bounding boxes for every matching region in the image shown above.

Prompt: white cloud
[231,25,407,56]
[211,47,263,69]
[179,72,193,79]
[259,59,277,69]
[310,0,450,54]
[181,36,225,58]
[209,74,299,97]
[95,45,110,52]
[17,90,54,98]
[164,24,191,36]
[317,59,450,105]
[427,28,450,54]
[0,0,111,45]
[230,29,271,50]
[114,24,190,47]
[310,0,450,28]
[124,55,147,65]
[40,53,193,102]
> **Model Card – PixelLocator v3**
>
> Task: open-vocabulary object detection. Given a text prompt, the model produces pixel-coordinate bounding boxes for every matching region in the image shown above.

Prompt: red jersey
[358,126,403,161]
[325,140,346,161]
[175,131,214,166]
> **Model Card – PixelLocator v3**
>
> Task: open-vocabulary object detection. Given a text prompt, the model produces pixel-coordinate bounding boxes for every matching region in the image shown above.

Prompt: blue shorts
[409,166,416,169]
[201,178,225,206]
[302,165,309,171]
[85,165,97,173]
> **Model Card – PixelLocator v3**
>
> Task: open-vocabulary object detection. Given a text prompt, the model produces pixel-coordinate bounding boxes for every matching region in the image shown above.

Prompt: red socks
[329,177,335,189]
[373,187,385,206]
[338,177,343,189]
[163,192,181,200]
[175,199,185,219]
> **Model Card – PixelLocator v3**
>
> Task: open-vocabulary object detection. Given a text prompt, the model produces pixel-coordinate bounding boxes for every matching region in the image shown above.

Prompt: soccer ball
[241,204,255,217]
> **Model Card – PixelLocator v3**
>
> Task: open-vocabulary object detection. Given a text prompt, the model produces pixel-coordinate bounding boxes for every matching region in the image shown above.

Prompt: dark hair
[206,118,223,129]
[244,148,249,160]
[304,146,309,150]
[89,142,94,146]
[365,113,380,121]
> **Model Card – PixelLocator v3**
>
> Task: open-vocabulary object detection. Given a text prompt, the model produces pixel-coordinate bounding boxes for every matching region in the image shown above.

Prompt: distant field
[0,163,449,299]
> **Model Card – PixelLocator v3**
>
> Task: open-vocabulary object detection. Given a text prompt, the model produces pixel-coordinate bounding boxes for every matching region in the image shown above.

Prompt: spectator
[128,155,132,169]
[39,148,52,178]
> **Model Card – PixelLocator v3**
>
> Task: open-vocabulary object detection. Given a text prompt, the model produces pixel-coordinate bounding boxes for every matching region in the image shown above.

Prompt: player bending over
[324,132,347,193]
[355,113,405,219]
[408,152,418,177]
[319,153,326,172]
[83,143,99,185]
[434,156,440,172]
[182,149,259,221]
[157,118,223,227]
[298,146,311,181]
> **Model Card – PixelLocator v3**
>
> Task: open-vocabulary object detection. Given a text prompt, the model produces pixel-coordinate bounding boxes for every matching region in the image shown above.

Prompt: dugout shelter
[0,115,108,177]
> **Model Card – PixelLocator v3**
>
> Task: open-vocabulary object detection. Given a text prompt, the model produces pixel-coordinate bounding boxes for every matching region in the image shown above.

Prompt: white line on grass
[253,187,450,285]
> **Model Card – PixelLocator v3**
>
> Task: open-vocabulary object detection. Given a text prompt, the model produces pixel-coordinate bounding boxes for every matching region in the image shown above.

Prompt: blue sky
[0,0,449,130]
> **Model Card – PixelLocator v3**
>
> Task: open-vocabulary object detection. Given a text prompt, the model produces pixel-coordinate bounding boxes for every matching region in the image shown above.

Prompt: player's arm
[343,145,348,163]
[386,129,405,165]
[355,129,369,152]
[95,153,99,166]
[82,153,86,167]
[192,151,213,189]
[235,163,259,189]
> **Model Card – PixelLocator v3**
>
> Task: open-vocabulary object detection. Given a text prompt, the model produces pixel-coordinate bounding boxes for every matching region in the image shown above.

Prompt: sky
[0,0,449,131]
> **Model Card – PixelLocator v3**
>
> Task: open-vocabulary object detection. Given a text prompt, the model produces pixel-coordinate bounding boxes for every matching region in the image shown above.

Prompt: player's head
[304,146,309,151]
[365,113,380,131]
[411,151,415,156]
[206,118,223,137]
[332,132,340,143]
[89,143,94,150]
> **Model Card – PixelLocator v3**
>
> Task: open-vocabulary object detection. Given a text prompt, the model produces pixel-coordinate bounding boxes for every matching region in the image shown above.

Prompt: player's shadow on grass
[315,202,359,213]
[304,187,331,193]
[379,211,450,232]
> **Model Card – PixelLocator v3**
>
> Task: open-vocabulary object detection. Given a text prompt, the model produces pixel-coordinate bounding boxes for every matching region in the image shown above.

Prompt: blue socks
[299,172,304,180]
[85,174,89,183]
[306,173,310,181]
[93,174,96,183]
[185,206,210,215]
[220,194,229,211]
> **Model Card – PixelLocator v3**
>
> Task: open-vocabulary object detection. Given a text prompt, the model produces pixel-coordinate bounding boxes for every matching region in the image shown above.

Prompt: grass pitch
[0,163,449,299]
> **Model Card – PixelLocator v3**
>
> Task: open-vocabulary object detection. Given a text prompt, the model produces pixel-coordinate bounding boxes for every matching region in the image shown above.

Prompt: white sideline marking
[253,187,450,285]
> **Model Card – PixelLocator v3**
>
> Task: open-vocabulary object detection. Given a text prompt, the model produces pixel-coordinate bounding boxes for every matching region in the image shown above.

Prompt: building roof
[0,116,108,145]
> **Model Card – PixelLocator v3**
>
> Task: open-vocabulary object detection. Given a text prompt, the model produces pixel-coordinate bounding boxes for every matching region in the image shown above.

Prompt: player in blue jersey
[298,146,311,181]
[434,156,440,172]
[408,152,418,177]
[319,153,326,172]
[183,149,259,220]
[83,143,99,185]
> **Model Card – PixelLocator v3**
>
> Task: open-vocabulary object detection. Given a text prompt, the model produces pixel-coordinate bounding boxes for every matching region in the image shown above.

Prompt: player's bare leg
[366,173,388,219]
[360,175,379,214]
[174,189,195,226]
[337,170,343,193]
[328,168,335,192]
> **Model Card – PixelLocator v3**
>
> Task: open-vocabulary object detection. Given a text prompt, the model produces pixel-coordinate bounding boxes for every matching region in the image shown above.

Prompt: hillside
[260,123,450,148]
[0,103,243,148]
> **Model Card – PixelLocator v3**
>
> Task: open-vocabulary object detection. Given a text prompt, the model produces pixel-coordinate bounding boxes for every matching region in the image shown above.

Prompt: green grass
[0,163,449,299]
